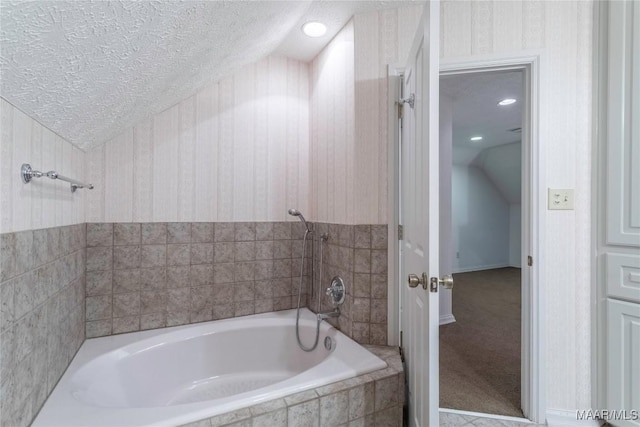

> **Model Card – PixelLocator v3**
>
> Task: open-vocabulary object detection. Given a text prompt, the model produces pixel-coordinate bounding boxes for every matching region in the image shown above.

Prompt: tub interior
[71,323,330,408]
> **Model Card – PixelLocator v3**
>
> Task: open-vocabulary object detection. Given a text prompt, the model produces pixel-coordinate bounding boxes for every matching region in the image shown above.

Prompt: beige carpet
[439,267,523,417]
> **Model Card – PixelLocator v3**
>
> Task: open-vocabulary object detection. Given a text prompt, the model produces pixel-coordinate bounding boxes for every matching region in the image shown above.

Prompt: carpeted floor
[439,267,523,417]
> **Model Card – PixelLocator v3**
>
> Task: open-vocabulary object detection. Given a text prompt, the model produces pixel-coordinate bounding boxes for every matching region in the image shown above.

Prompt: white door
[400,2,442,426]
[600,1,640,425]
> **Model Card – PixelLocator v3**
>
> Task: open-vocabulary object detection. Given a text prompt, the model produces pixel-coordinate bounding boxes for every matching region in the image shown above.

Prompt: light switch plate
[548,188,574,210]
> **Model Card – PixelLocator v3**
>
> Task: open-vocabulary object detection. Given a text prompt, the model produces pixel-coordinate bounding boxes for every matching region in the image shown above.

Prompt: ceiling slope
[0,0,312,150]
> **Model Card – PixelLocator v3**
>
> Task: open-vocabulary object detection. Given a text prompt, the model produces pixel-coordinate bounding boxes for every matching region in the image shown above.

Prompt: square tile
[234,301,254,317]
[255,223,273,240]
[114,224,141,246]
[86,247,112,272]
[288,399,319,427]
[370,299,387,323]
[320,390,348,426]
[374,375,398,411]
[167,244,191,266]
[113,245,140,270]
[191,264,213,286]
[354,249,371,273]
[167,288,191,312]
[273,240,291,259]
[113,269,141,293]
[141,245,166,268]
[191,243,214,265]
[214,223,234,242]
[370,250,387,274]
[113,292,140,317]
[234,223,256,241]
[168,223,191,243]
[234,262,255,282]
[86,319,112,338]
[273,223,291,240]
[141,312,166,330]
[140,268,166,291]
[86,270,112,296]
[141,291,167,314]
[87,223,113,247]
[371,225,387,249]
[141,223,167,244]
[234,282,255,302]
[113,316,140,334]
[255,241,274,260]
[86,295,112,321]
[370,274,387,299]
[354,225,371,249]
[191,223,214,243]
[167,266,190,288]
[214,242,235,263]
[234,242,256,261]
[190,286,213,312]
[213,263,235,284]
[212,284,234,304]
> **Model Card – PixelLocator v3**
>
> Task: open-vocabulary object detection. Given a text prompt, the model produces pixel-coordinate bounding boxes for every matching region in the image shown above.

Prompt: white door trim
[388,52,545,423]
[440,54,545,424]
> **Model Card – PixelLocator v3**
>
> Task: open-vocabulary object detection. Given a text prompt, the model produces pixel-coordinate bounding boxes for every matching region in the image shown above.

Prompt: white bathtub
[33,308,386,427]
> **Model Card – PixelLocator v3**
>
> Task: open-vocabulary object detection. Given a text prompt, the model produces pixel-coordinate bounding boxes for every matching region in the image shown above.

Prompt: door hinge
[527,256,533,266]
[399,331,404,361]
[398,224,404,240]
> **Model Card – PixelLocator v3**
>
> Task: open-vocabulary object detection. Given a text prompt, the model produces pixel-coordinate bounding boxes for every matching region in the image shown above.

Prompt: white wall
[309,21,355,224]
[452,164,510,272]
[310,6,422,225]
[0,98,86,233]
[85,55,309,223]
[440,95,454,323]
[441,0,593,411]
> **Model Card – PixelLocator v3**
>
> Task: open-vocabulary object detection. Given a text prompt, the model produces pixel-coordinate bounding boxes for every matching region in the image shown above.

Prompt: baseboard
[547,409,605,427]
[439,313,456,325]
[453,263,511,273]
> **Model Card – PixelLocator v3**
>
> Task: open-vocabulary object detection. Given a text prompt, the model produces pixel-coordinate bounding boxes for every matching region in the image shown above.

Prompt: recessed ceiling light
[470,136,483,141]
[498,98,517,106]
[302,22,327,38]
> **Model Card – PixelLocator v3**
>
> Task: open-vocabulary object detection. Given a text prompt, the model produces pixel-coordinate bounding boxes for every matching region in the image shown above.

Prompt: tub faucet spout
[317,308,340,321]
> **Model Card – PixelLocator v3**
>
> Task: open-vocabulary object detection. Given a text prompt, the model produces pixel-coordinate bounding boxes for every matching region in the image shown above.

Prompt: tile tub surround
[0,224,86,427]
[179,345,404,427]
[309,223,388,346]
[85,222,312,337]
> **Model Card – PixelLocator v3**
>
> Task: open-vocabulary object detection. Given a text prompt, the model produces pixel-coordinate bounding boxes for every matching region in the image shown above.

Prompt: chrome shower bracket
[326,276,346,307]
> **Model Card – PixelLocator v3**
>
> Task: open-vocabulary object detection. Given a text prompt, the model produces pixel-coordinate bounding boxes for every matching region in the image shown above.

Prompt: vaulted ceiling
[0,0,415,150]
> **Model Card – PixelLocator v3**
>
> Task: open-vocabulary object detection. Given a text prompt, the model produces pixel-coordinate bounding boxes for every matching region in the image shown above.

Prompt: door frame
[387,52,546,424]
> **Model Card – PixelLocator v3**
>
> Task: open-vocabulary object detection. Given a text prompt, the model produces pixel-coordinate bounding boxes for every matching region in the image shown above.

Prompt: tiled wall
[309,223,388,346]
[0,224,86,427]
[85,222,311,337]
[180,345,404,427]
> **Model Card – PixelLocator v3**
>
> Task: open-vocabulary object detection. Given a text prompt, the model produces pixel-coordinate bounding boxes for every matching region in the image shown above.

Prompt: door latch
[429,275,454,293]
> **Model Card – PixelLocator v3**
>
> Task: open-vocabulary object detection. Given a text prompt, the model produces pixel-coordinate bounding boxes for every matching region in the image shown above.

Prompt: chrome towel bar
[21,163,93,193]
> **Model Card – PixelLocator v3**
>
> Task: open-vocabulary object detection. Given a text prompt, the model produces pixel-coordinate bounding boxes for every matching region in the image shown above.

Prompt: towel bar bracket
[21,163,93,193]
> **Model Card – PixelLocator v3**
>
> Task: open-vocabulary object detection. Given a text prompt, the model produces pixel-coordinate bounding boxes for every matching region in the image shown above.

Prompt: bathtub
[33,308,387,427]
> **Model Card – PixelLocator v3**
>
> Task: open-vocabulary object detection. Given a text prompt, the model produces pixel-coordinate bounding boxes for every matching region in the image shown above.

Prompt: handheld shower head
[288,208,311,232]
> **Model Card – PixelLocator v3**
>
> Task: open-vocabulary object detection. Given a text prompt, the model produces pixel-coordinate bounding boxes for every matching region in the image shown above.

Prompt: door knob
[408,273,428,289]
[429,274,454,292]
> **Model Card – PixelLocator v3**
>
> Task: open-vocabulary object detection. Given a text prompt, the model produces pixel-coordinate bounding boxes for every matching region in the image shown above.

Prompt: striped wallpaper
[439,0,594,411]
[85,55,310,223]
[0,98,86,234]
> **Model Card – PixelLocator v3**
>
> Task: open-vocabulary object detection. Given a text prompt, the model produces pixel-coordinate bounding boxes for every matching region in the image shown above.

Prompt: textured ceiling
[0,0,312,149]
[1,0,421,151]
